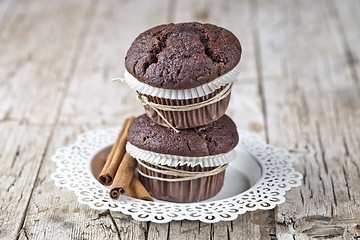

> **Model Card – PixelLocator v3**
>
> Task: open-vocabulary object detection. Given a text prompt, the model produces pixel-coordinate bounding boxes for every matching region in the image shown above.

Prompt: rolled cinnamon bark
[127,176,154,201]
[98,116,135,185]
[110,152,137,199]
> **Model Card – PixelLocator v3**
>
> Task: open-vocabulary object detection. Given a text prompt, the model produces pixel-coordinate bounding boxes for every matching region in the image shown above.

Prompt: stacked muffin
[124,22,241,203]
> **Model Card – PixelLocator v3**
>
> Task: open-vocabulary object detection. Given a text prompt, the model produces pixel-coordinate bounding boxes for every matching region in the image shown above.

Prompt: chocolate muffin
[126,114,239,203]
[125,22,241,129]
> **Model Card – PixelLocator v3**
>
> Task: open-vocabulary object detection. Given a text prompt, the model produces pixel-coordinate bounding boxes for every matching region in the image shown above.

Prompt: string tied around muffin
[136,159,229,182]
[112,76,181,132]
[135,82,233,133]
[112,76,233,133]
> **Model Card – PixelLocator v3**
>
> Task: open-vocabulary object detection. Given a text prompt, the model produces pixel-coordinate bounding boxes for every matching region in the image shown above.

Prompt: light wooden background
[0,0,359,239]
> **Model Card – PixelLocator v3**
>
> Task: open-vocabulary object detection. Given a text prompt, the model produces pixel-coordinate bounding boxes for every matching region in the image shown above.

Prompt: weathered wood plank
[20,0,170,239]
[16,126,120,240]
[333,0,360,94]
[332,1,360,213]
[0,0,92,125]
[255,0,360,238]
[0,0,94,239]
[0,123,52,239]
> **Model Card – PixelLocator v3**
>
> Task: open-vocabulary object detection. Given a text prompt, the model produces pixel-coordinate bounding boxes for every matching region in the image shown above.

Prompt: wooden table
[1,0,359,239]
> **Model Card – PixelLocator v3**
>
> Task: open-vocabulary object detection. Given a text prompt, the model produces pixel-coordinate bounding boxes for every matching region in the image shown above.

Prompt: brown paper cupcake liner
[137,160,226,203]
[144,85,231,129]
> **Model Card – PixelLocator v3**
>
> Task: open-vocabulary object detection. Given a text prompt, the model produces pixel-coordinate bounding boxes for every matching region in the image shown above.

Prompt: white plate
[88,144,262,203]
[51,128,302,223]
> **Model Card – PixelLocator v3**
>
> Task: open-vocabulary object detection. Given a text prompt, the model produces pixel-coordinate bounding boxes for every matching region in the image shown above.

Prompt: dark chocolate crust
[125,22,241,90]
[127,114,239,157]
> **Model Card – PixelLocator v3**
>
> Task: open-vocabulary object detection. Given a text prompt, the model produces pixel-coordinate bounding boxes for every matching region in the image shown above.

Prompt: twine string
[137,82,233,112]
[113,75,233,133]
[137,91,180,133]
[136,83,233,132]
[136,159,228,182]
[112,75,181,133]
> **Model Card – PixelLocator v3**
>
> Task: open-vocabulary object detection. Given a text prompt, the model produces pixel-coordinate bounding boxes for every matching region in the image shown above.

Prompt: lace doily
[51,128,302,223]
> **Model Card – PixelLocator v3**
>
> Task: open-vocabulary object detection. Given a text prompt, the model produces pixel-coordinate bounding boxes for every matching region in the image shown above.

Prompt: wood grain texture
[0,0,359,239]
[17,127,120,240]
[16,0,169,239]
[0,0,94,239]
[255,0,360,238]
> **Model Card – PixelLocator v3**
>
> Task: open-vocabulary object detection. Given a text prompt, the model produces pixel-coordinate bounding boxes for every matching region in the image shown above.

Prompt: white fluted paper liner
[124,62,241,100]
[126,142,237,167]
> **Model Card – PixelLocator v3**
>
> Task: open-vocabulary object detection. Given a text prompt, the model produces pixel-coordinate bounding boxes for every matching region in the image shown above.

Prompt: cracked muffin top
[127,114,239,157]
[125,22,241,90]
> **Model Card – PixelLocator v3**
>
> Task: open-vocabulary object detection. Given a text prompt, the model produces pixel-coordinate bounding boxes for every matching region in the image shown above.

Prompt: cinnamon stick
[98,116,135,185]
[110,152,137,199]
[127,176,154,201]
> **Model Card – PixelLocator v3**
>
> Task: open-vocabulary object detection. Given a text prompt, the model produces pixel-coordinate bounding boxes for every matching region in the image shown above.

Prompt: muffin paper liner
[144,85,231,129]
[124,62,241,100]
[138,161,226,203]
[126,142,237,167]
